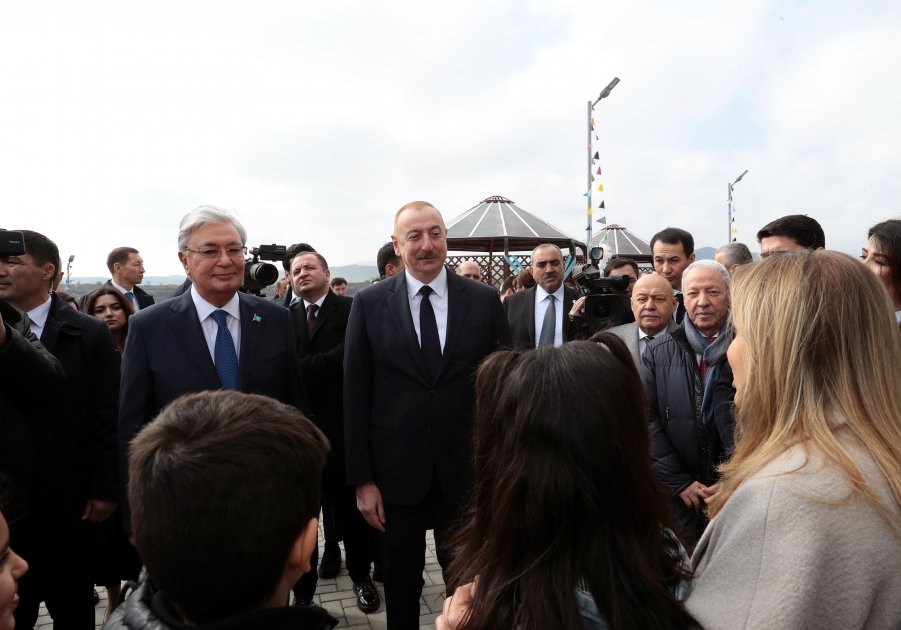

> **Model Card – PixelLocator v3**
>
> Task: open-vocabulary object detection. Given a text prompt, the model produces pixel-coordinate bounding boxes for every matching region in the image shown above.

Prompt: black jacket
[641,326,735,494]
[103,580,337,630]
[0,299,65,524]
[290,290,353,476]
[39,293,121,508]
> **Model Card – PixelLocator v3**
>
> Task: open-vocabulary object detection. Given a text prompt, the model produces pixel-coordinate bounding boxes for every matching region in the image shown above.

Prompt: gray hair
[177,205,248,251]
[531,243,563,260]
[683,259,731,291]
[715,242,752,268]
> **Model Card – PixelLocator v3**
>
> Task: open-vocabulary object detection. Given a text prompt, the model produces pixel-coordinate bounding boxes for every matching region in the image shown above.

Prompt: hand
[356,482,386,533]
[703,482,721,504]
[82,499,118,523]
[569,296,586,318]
[678,481,713,509]
[436,581,475,630]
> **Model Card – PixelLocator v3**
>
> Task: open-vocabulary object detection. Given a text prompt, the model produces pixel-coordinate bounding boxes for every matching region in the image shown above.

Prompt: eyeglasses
[184,246,247,260]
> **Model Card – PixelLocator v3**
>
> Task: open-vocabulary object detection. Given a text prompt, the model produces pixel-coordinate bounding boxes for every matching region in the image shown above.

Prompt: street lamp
[587,77,620,247]
[66,254,75,288]
[727,170,748,243]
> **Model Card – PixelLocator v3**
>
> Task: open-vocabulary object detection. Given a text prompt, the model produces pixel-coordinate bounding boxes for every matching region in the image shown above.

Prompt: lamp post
[727,169,748,243]
[587,77,620,247]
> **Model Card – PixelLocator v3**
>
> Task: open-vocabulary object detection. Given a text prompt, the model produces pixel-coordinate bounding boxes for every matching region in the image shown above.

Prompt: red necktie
[306,304,318,336]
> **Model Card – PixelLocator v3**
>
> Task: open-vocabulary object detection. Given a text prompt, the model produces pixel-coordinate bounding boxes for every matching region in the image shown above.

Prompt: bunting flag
[596,167,602,175]
[599,201,605,209]
[583,189,592,198]
[591,118,595,126]
[597,183,604,192]
[593,151,599,159]
[597,215,607,224]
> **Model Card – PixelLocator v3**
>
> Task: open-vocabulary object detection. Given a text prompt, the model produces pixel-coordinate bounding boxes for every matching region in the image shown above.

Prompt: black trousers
[293,471,375,600]
[13,508,95,630]
[381,480,460,630]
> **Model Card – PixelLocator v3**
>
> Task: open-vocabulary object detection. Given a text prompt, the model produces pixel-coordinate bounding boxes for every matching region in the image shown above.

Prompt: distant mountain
[695,246,716,260]
[329,264,378,283]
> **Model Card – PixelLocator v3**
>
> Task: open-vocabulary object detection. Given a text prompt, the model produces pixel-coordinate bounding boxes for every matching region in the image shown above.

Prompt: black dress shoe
[318,542,342,579]
[353,576,381,614]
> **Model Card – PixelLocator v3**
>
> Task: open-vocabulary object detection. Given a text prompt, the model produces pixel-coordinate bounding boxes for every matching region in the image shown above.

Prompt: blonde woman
[687,250,901,629]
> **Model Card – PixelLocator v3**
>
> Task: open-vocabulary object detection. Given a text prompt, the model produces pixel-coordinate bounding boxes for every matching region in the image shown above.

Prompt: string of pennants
[585,113,608,242]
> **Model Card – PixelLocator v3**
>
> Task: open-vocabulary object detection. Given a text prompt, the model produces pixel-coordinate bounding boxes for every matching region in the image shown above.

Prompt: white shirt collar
[535,283,565,303]
[111,279,133,295]
[303,290,328,311]
[190,286,241,322]
[405,267,448,300]
[26,295,52,329]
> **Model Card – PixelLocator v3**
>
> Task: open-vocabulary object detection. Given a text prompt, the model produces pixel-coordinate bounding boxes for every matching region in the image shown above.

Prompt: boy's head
[128,390,329,624]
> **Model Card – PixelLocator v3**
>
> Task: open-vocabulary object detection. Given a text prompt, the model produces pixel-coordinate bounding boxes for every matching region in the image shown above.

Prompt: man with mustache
[504,243,580,350]
[640,260,736,549]
[344,201,510,629]
[604,273,678,367]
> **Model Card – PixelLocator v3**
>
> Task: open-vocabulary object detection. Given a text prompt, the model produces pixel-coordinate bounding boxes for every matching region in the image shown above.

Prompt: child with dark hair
[439,338,696,629]
[105,391,337,629]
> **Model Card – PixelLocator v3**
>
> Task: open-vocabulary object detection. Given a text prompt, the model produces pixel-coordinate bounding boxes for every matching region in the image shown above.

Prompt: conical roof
[446,195,584,253]
[590,224,651,258]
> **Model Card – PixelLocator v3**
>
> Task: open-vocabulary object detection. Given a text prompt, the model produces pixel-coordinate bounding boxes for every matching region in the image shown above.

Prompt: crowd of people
[0,206,899,630]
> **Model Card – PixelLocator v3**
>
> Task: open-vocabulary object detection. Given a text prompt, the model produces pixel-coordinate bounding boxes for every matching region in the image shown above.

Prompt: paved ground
[35,528,445,629]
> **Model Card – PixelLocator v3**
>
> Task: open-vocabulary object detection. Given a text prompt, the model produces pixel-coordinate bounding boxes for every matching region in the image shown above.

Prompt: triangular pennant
[599,201,605,209]
[593,151,600,159]
[596,167,602,175]
[583,190,592,198]
[594,133,599,141]
[597,184,604,192]
[597,215,606,224]
[591,118,595,126]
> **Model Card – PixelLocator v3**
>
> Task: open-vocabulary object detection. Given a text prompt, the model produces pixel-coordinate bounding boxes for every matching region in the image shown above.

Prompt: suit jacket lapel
[440,274,470,379]
[525,287,537,344]
[167,292,220,388]
[238,294,263,387]
[386,275,430,383]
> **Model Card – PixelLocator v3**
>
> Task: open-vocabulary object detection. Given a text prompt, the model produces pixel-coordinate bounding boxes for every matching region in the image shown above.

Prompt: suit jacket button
[429,389,437,397]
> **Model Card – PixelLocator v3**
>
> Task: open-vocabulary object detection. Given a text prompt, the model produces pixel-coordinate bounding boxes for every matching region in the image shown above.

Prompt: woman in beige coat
[687,250,901,629]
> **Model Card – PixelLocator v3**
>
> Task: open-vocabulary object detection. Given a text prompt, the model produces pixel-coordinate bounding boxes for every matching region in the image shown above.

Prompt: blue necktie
[211,310,239,390]
[124,290,138,310]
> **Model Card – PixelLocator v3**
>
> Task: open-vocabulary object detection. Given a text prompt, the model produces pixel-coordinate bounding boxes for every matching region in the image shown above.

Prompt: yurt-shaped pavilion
[589,223,654,273]
[445,195,586,287]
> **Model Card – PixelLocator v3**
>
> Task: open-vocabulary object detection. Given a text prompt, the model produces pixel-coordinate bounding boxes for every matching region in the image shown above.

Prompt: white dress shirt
[26,295,52,340]
[405,268,448,351]
[111,279,140,311]
[534,284,565,348]
[191,286,241,362]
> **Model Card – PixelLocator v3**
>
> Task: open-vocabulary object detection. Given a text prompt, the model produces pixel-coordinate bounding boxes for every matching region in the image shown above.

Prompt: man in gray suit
[605,274,678,366]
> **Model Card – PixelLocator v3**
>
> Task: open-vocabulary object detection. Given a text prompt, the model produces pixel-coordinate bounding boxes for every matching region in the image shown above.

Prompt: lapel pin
[252,314,262,323]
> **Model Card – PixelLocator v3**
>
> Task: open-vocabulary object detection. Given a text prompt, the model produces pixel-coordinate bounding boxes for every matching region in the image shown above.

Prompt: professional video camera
[571,247,634,334]
[0,229,26,257]
[241,244,286,296]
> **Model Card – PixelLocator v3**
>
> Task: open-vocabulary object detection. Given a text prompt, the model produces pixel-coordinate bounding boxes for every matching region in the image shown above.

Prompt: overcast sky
[2,0,899,278]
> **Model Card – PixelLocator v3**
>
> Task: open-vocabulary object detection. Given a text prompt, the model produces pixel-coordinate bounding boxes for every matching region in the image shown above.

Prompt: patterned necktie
[211,310,239,390]
[699,335,716,379]
[419,286,442,380]
[306,303,319,336]
[538,295,556,347]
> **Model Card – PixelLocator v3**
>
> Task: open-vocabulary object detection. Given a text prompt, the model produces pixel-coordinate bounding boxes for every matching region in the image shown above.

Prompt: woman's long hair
[867,219,901,309]
[709,251,901,533]
[448,337,696,629]
[82,286,135,353]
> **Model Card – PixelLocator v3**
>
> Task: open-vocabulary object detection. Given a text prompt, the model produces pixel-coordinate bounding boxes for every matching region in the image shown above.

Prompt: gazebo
[445,195,586,287]
[589,223,653,272]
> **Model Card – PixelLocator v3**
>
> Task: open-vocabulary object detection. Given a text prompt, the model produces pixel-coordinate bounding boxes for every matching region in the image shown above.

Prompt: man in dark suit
[79,247,155,312]
[289,250,378,612]
[1,230,120,629]
[504,243,580,350]
[119,206,307,527]
[344,201,511,630]
[606,273,679,367]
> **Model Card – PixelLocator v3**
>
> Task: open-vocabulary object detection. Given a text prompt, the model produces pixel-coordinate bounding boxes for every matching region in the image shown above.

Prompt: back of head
[715,242,752,268]
[650,227,694,256]
[515,268,535,290]
[128,391,329,624]
[756,214,825,249]
[454,340,694,629]
[715,250,901,523]
[603,257,639,278]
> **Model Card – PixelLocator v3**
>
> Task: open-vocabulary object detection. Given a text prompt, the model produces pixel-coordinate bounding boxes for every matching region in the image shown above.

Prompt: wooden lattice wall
[446,255,655,288]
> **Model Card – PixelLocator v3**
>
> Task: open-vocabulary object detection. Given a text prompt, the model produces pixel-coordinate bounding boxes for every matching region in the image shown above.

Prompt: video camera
[571,247,634,333]
[241,244,286,296]
[0,230,26,257]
